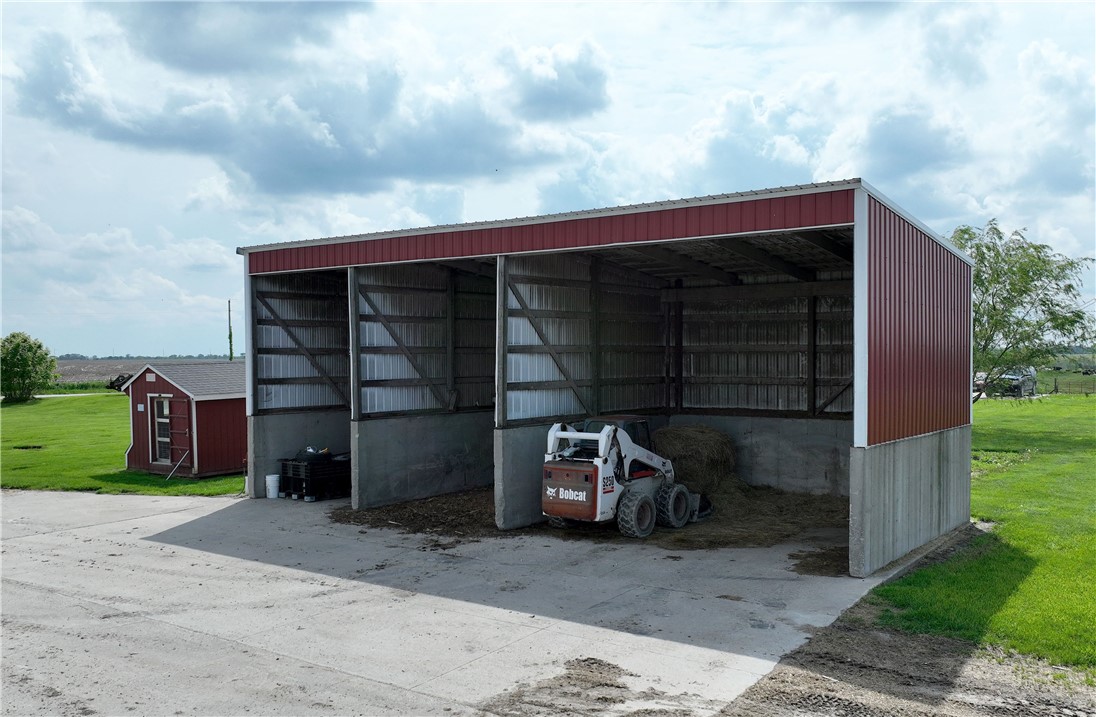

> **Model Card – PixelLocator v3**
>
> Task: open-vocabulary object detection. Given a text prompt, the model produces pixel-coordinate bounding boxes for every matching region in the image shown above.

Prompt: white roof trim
[118,364,154,394]
[120,366,197,399]
[194,393,245,402]
[860,180,974,267]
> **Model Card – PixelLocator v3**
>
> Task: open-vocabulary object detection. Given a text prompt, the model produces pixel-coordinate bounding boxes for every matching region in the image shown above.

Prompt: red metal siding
[125,371,192,474]
[867,198,971,445]
[193,398,247,476]
[247,190,855,274]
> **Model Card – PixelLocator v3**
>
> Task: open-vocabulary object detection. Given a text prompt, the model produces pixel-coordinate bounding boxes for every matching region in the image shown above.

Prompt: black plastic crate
[279,458,351,502]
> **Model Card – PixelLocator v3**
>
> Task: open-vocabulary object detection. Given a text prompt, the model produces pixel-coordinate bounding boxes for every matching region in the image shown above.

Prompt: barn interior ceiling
[435,227,854,290]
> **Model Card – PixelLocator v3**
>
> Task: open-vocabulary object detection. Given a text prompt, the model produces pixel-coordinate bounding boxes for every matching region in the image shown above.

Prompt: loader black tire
[547,516,570,529]
[656,482,690,528]
[617,490,656,538]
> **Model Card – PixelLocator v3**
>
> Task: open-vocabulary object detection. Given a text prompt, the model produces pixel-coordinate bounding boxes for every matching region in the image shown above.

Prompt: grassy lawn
[40,383,116,395]
[874,395,1096,676]
[1,394,244,496]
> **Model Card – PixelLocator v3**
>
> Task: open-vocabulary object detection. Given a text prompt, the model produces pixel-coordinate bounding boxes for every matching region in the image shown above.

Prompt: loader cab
[581,416,652,451]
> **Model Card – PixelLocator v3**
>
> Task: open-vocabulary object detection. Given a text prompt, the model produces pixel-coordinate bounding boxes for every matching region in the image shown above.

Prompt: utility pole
[228,300,234,361]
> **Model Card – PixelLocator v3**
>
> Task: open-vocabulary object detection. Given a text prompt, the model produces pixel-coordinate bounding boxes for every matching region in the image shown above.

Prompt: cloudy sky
[2,2,1093,357]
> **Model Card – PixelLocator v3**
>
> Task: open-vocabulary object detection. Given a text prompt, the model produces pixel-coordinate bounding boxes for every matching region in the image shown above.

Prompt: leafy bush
[1,332,58,402]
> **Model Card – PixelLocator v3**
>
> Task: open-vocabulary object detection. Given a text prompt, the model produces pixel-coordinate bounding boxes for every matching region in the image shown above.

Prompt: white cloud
[1,207,242,354]
[12,28,559,197]
[184,171,246,212]
[2,1,1093,353]
[501,41,610,121]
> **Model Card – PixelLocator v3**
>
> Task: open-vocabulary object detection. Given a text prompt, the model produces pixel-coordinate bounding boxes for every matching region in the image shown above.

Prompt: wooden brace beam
[816,379,853,414]
[506,280,593,416]
[356,286,451,409]
[253,293,351,408]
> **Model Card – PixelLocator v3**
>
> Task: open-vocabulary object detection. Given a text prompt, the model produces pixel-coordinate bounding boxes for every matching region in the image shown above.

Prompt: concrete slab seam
[0,503,221,542]
[407,622,556,690]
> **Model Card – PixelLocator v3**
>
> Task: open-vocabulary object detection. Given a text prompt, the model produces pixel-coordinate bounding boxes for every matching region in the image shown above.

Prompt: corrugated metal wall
[247,190,855,274]
[454,272,497,410]
[502,254,667,422]
[356,264,494,415]
[680,292,853,413]
[867,198,972,445]
[598,260,665,414]
[252,272,350,412]
[505,254,595,421]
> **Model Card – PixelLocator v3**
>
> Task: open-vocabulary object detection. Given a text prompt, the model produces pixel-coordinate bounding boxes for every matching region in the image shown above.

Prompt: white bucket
[265,474,280,499]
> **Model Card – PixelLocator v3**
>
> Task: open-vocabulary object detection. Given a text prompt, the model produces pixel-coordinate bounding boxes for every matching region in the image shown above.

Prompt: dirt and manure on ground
[479,638,1095,717]
[482,656,724,717]
[331,423,1095,716]
[330,424,851,568]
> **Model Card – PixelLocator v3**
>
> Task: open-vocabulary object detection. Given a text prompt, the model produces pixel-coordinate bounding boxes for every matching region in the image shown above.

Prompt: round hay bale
[652,424,744,497]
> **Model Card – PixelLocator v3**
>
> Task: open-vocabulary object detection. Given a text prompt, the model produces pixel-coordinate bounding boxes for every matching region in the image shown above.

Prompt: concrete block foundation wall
[352,412,494,509]
[247,410,352,497]
[666,416,852,496]
[849,425,972,577]
[494,424,550,529]
[494,415,852,530]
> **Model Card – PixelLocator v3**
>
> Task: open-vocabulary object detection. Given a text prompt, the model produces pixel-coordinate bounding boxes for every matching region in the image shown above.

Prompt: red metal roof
[240,180,860,275]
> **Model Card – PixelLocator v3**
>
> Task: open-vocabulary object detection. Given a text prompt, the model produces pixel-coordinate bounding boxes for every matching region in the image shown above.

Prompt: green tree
[1,332,58,402]
[950,220,1094,400]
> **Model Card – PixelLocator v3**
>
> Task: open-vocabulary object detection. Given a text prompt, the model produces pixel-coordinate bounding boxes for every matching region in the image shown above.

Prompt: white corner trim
[853,188,870,448]
[244,273,254,417]
[190,398,198,475]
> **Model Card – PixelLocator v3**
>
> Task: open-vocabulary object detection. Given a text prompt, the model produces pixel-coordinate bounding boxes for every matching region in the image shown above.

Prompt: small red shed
[122,361,246,477]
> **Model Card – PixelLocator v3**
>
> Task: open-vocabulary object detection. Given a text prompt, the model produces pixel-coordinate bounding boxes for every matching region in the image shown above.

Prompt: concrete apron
[2,491,903,716]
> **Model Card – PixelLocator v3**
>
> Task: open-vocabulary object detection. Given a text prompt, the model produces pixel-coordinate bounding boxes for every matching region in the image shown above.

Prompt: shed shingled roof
[147,361,245,399]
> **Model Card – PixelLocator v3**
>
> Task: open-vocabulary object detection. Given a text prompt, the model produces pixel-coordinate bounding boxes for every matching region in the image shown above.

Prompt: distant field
[1049,353,1096,371]
[1037,370,1096,395]
[48,359,236,394]
[1,394,244,496]
[54,359,164,384]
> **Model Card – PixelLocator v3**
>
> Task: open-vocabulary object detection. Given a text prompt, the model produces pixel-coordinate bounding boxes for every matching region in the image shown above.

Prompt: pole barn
[237,179,972,577]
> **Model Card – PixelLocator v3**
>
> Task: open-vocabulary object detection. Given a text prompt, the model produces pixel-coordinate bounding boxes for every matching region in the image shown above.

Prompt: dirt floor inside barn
[331,493,1096,716]
[330,483,851,574]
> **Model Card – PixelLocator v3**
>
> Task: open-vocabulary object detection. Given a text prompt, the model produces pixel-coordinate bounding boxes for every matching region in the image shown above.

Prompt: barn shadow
[143,493,1034,706]
[143,494,857,665]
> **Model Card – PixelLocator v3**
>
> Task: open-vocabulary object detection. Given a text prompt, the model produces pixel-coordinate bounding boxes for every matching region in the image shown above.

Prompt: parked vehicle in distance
[991,366,1037,397]
[973,372,988,395]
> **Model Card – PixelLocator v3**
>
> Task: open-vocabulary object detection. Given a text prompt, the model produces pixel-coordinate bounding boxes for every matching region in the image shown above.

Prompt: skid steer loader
[542,415,704,538]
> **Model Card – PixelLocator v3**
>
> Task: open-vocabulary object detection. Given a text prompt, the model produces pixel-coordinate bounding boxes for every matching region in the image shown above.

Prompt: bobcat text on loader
[542,415,704,538]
